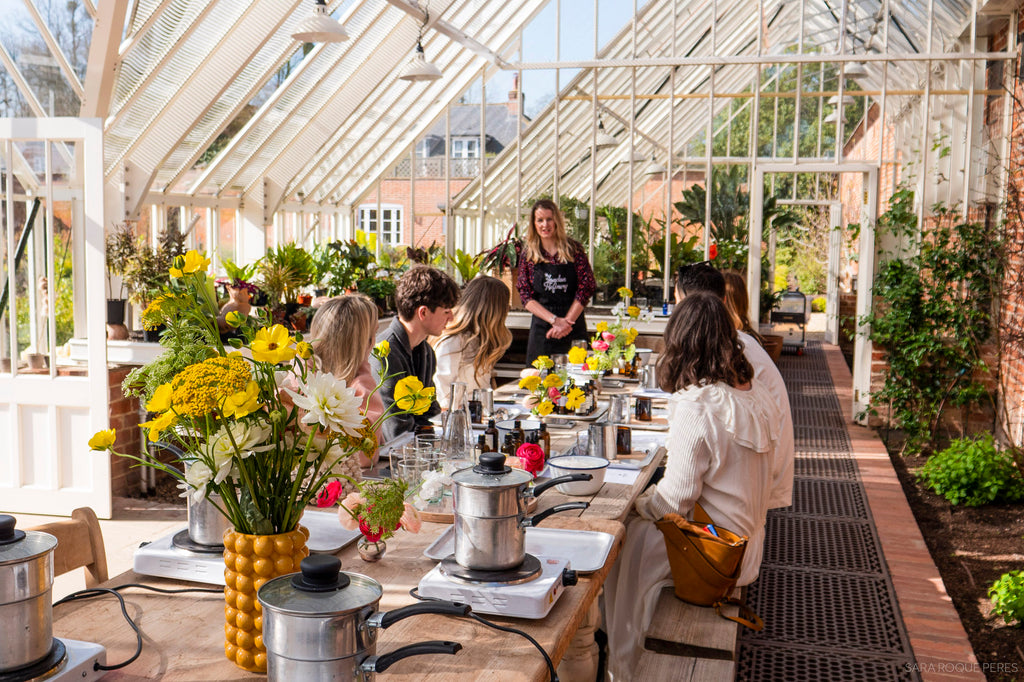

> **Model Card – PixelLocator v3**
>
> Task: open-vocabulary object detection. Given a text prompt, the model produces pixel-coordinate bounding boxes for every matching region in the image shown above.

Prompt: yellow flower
[532,355,554,370]
[139,410,175,443]
[221,381,261,419]
[224,311,245,328]
[617,286,633,299]
[147,383,173,413]
[585,356,602,370]
[564,387,585,412]
[567,346,588,364]
[394,376,434,415]
[88,429,116,451]
[542,373,563,389]
[170,250,211,278]
[251,325,296,364]
[626,327,639,344]
[295,341,313,359]
[627,305,640,319]
[595,321,609,333]
[170,356,251,417]
[535,400,554,416]
[519,375,542,392]
[373,340,390,359]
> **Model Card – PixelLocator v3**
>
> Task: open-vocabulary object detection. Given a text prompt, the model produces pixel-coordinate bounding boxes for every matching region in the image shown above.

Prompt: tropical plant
[406,243,445,266]
[257,243,314,306]
[478,224,521,275]
[356,276,397,313]
[104,223,137,299]
[448,249,482,284]
[648,229,702,280]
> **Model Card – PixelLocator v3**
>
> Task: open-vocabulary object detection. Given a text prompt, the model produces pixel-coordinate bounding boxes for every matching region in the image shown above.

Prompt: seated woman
[603,292,782,679]
[308,294,385,469]
[722,270,765,345]
[432,276,513,407]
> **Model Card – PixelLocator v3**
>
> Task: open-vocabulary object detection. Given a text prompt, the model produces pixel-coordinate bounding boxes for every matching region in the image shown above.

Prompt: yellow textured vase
[223,525,309,672]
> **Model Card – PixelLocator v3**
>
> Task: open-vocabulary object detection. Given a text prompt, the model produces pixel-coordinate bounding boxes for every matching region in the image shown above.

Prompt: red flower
[516,442,546,477]
[709,242,718,260]
[358,517,384,543]
[316,480,344,508]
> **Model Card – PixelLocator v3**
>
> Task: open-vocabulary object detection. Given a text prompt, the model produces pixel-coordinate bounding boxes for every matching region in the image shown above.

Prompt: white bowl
[546,454,609,496]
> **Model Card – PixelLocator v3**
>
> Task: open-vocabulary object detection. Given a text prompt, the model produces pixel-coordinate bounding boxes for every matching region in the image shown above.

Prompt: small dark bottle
[468,398,483,424]
[484,419,500,452]
[477,434,491,454]
[513,420,526,449]
[503,433,517,457]
[538,423,551,458]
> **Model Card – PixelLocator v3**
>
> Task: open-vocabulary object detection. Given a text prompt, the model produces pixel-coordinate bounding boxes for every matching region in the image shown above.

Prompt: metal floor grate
[737,342,919,680]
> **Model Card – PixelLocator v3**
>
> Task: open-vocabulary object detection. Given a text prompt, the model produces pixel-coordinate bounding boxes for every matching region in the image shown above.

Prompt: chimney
[507,74,524,115]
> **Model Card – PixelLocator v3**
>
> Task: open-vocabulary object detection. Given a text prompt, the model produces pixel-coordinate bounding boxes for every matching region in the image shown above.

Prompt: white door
[0,118,110,518]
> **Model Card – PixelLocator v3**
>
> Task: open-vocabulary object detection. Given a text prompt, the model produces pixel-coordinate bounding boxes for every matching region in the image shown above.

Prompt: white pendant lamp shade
[399,42,442,82]
[828,94,857,106]
[643,156,666,175]
[292,0,349,43]
[844,61,868,77]
[823,110,847,124]
[595,118,618,149]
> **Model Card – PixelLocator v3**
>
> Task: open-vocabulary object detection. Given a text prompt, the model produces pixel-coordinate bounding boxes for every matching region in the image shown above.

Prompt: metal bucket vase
[188,493,231,547]
[223,526,309,672]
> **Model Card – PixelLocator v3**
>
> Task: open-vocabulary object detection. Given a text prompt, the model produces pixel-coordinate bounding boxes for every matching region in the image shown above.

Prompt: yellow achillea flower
[88,429,116,451]
[169,356,251,418]
[535,400,554,416]
[617,286,633,299]
[564,387,585,412]
[251,325,296,364]
[519,375,542,392]
[170,250,211,278]
[567,346,588,364]
[394,377,434,415]
[595,321,609,333]
[625,327,639,345]
[221,381,261,419]
[627,305,640,319]
[542,373,563,389]
[532,355,554,370]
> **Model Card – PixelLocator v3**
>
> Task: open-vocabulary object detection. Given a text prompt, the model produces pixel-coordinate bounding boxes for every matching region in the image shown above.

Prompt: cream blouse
[432,334,491,407]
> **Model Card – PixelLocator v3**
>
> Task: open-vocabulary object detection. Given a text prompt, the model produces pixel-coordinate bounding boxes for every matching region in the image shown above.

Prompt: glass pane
[0,142,9,374]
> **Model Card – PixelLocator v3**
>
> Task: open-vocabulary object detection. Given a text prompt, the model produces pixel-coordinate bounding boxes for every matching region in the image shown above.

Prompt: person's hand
[546,317,573,339]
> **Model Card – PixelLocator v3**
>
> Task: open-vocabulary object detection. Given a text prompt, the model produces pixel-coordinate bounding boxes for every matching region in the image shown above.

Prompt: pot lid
[258,554,383,616]
[0,514,57,566]
[450,452,532,488]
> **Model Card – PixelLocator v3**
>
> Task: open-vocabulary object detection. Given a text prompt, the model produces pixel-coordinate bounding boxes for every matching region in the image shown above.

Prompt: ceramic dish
[545,454,610,495]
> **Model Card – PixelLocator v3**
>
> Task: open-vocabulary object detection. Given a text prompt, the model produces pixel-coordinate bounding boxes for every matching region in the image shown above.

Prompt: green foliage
[811,296,826,313]
[774,263,790,291]
[406,244,445,267]
[865,188,1003,453]
[448,249,482,284]
[674,166,750,243]
[648,229,702,279]
[221,257,258,285]
[258,243,314,305]
[988,571,1024,626]
[917,435,1024,506]
[356,276,397,312]
[478,224,521,275]
[123,324,216,402]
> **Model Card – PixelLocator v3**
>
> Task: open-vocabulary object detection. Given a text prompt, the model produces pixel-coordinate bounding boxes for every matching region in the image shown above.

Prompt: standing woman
[432,276,514,407]
[516,199,596,364]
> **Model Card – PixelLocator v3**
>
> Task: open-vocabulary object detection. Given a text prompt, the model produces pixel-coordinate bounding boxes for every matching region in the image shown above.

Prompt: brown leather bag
[655,503,764,631]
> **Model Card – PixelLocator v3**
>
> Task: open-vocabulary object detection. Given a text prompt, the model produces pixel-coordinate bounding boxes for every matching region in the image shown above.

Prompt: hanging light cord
[53,583,222,671]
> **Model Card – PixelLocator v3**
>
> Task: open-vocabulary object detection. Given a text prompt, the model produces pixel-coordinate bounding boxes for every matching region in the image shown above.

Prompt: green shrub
[918,435,1024,506]
[988,571,1024,625]
[811,296,826,312]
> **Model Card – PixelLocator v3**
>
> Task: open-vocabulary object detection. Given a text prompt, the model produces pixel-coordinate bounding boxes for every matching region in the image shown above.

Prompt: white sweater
[432,335,492,407]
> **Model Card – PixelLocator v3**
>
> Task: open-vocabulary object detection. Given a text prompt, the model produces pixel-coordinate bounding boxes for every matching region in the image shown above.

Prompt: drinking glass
[609,394,631,424]
[571,339,588,352]
[637,296,649,311]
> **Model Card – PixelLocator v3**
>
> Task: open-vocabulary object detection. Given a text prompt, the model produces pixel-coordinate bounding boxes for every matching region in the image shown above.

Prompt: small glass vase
[358,538,387,562]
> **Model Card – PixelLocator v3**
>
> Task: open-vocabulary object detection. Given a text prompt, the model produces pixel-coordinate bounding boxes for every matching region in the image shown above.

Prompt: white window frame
[358,204,403,245]
[451,137,480,159]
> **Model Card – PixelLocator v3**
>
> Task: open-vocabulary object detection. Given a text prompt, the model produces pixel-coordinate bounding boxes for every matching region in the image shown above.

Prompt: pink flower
[316,480,344,508]
[522,394,540,409]
[337,491,365,530]
[359,518,384,543]
[547,386,561,400]
[592,340,609,352]
[602,331,616,342]
[516,442,546,477]
[338,505,360,531]
[400,503,422,534]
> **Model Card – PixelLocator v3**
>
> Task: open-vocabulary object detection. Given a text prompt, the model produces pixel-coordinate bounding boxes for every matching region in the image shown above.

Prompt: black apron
[526,260,588,364]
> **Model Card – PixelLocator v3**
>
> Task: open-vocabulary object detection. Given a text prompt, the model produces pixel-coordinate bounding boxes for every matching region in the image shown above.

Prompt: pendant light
[845,61,868,78]
[595,115,618,149]
[399,9,442,82]
[643,154,666,176]
[823,110,847,124]
[291,0,348,43]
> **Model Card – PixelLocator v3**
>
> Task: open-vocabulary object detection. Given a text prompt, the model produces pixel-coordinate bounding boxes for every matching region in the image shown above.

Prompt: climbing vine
[864,187,1004,454]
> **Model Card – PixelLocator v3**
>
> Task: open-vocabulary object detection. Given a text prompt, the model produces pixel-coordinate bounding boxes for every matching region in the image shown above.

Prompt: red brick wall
[108,366,143,496]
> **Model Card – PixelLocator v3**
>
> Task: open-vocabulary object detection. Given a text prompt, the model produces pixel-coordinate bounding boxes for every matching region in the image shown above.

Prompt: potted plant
[448,249,482,285]
[356,275,397,315]
[104,223,136,326]
[478,224,523,309]
[257,243,314,327]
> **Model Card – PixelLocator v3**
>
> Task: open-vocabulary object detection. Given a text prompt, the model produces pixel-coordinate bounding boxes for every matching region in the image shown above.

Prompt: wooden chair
[26,507,109,587]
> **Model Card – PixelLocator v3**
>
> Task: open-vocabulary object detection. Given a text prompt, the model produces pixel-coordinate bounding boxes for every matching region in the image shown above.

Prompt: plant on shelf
[257,243,314,327]
[321,239,375,296]
[448,248,482,284]
[356,276,397,314]
[104,223,136,325]
[478,223,521,276]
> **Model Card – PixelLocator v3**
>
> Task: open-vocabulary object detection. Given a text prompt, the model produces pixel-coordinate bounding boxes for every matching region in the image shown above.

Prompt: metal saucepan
[258,554,468,681]
[0,515,57,673]
[450,453,592,571]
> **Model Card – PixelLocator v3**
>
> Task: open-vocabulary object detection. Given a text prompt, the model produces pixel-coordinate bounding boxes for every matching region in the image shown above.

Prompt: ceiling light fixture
[595,116,619,149]
[845,61,868,78]
[291,0,349,43]
[823,110,847,124]
[399,9,442,82]
[827,94,857,106]
[643,154,666,176]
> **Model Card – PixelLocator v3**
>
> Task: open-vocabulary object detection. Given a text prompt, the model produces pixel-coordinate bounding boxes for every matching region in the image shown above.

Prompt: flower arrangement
[316,479,422,543]
[587,287,653,372]
[518,370,585,417]
[90,250,434,536]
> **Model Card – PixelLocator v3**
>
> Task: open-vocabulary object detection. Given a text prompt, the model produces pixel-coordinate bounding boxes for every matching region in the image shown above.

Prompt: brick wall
[108,366,143,496]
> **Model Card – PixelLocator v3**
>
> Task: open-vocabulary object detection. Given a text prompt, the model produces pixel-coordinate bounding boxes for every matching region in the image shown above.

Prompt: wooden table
[51,447,662,681]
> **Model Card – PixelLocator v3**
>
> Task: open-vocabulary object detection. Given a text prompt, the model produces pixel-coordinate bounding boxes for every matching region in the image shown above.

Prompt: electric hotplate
[0,638,106,682]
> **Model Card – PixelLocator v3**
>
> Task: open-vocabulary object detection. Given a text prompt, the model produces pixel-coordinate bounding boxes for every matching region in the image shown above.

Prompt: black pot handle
[532,473,593,497]
[361,641,463,674]
[523,501,589,527]
[369,600,471,629]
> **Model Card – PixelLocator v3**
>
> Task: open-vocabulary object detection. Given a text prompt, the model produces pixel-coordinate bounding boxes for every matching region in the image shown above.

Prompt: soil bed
[889,450,1024,681]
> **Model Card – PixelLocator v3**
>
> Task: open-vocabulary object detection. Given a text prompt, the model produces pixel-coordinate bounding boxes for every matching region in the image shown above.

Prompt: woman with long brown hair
[516,199,596,364]
[432,276,513,406]
[722,270,765,345]
[603,292,782,679]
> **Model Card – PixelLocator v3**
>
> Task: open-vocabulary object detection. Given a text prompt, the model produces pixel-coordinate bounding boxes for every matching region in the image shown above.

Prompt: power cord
[408,586,559,682]
[53,583,222,671]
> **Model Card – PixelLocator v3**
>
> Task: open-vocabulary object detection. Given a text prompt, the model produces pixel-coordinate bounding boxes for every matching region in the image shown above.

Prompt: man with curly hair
[372,265,460,441]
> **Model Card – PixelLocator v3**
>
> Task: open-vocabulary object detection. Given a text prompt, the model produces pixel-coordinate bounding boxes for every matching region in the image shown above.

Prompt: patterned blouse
[517,240,597,306]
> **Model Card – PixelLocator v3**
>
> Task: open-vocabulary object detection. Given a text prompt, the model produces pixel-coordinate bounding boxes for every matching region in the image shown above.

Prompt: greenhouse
[2,0,1023,680]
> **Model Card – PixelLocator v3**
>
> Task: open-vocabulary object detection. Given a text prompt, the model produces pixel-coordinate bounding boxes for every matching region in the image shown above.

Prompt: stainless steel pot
[588,421,618,461]
[258,554,468,681]
[0,515,57,673]
[450,453,592,571]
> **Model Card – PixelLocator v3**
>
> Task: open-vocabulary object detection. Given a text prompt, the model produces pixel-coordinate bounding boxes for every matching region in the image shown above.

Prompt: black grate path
[736,341,919,681]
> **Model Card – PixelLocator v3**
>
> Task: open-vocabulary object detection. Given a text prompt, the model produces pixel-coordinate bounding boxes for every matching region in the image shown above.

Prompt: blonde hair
[436,276,513,383]
[309,294,378,382]
[722,271,763,344]
[523,199,578,264]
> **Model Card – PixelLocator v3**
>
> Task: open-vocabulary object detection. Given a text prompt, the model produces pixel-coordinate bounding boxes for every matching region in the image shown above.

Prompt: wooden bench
[637,586,741,681]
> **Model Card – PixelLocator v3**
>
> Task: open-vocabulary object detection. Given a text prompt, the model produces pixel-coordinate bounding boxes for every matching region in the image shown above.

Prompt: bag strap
[692,502,713,526]
[713,597,764,631]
